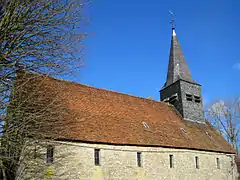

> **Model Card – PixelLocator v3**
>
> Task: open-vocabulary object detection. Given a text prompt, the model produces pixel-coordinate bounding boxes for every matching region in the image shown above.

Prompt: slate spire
[160,24,204,123]
[163,28,197,88]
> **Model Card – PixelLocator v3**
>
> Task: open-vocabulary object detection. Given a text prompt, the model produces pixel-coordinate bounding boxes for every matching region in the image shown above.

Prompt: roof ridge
[47,75,167,106]
[26,73,235,154]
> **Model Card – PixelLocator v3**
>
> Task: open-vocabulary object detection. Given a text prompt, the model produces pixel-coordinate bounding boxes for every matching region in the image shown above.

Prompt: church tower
[160,26,204,123]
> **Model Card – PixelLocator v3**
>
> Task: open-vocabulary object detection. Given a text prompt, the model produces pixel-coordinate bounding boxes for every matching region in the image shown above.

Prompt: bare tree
[208,97,240,153]
[0,0,89,179]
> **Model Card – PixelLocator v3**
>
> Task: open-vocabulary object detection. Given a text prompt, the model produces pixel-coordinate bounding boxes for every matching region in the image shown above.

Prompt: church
[24,26,238,180]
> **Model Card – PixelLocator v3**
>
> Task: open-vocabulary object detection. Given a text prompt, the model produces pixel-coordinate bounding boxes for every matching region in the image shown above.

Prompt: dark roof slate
[163,29,198,88]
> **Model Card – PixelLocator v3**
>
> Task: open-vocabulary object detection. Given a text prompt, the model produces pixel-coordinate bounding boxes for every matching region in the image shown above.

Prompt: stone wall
[160,80,183,116]
[160,80,204,123]
[180,80,204,122]
[29,141,238,180]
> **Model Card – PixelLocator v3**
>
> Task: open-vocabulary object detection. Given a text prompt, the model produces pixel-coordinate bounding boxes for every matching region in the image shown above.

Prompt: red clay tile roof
[31,75,236,154]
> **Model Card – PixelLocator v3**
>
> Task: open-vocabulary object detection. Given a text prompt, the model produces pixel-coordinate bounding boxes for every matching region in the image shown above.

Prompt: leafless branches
[208,97,240,153]
[0,0,89,179]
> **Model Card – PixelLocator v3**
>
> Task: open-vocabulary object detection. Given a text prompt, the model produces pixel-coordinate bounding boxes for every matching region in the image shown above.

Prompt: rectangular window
[169,93,178,103]
[33,145,37,159]
[94,149,100,166]
[194,96,201,103]
[186,94,193,101]
[169,154,174,168]
[137,152,142,167]
[195,156,199,169]
[46,145,54,163]
[216,158,220,169]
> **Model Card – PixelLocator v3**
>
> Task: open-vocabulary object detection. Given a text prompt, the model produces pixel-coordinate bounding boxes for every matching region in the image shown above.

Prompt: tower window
[46,145,54,163]
[195,156,199,169]
[94,149,100,166]
[169,93,178,102]
[186,94,193,101]
[216,158,220,169]
[163,97,170,103]
[137,152,142,167]
[194,96,201,103]
[169,154,174,168]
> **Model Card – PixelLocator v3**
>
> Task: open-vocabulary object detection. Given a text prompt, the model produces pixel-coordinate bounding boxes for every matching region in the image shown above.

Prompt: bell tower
[160,18,204,122]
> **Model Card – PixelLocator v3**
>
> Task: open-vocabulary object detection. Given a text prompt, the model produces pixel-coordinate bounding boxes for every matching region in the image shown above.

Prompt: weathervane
[169,10,175,29]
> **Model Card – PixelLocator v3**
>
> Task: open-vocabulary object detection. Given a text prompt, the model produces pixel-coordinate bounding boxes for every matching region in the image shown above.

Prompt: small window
[142,122,150,129]
[195,156,199,169]
[180,128,188,137]
[194,96,201,103]
[186,94,193,101]
[216,158,220,169]
[169,154,174,168]
[137,152,142,167]
[205,131,212,138]
[163,98,169,103]
[46,145,54,163]
[169,93,178,102]
[34,145,37,159]
[94,149,100,166]
[180,128,187,134]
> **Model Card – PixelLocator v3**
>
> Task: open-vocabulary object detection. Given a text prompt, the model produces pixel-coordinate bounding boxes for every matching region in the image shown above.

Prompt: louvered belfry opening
[160,28,204,123]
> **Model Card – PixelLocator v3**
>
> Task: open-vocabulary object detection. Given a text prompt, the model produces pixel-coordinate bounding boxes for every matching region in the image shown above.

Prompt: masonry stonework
[180,80,204,122]
[160,79,204,122]
[20,27,237,180]
[160,80,183,116]
[30,141,238,180]
[160,28,205,123]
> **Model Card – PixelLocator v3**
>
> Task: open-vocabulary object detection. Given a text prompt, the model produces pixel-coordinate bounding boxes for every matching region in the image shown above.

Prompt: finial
[169,10,175,30]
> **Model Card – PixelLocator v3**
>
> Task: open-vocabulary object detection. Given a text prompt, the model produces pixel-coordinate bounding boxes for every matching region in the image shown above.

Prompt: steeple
[160,17,204,123]
[163,28,198,88]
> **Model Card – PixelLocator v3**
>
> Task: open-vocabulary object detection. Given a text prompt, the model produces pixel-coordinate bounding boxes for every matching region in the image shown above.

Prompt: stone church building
[27,27,238,179]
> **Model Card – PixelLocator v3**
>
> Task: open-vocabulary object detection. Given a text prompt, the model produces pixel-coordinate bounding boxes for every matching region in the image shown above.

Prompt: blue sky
[69,0,240,106]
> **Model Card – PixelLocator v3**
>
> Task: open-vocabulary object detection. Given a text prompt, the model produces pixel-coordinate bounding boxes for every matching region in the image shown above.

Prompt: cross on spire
[169,10,175,29]
[160,18,204,123]
[162,14,198,88]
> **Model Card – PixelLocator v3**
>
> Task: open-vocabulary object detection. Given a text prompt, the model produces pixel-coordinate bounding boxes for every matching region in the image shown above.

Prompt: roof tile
[28,75,235,154]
